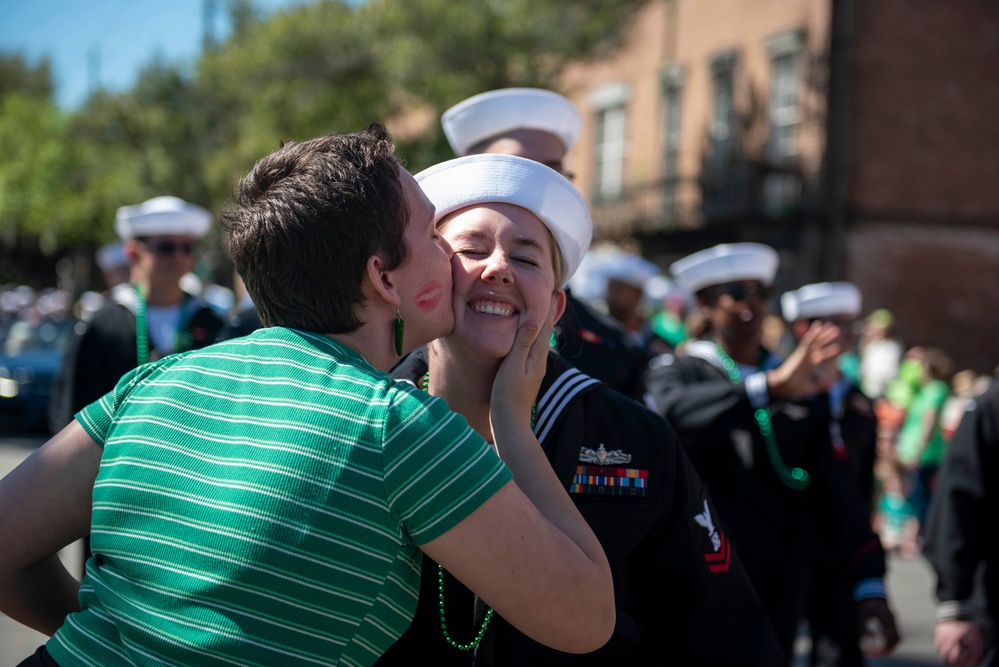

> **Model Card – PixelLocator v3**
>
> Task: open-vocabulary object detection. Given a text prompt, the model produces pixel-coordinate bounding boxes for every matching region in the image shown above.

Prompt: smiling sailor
[437,87,652,402]
[376,157,784,667]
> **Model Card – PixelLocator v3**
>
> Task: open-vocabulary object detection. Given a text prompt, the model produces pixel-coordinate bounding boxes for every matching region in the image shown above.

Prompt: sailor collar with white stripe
[392,347,602,446]
[683,339,783,377]
[533,354,602,444]
[108,282,207,319]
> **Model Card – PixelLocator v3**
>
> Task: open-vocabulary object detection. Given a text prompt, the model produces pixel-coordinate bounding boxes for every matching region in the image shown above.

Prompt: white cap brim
[115,195,213,240]
[601,250,660,289]
[442,88,583,157]
[416,154,592,286]
[96,241,127,271]
[670,243,779,294]
[781,282,862,321]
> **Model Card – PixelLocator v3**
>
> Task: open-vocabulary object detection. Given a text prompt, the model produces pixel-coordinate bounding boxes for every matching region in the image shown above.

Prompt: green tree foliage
[0,52,80,269]
[50,61,214,248]
[0,94,70,246]
[195,0,394,202]
[372,0,643,168]
[374,0,637,110]
[3,0,644,286]
[0,52,54,101]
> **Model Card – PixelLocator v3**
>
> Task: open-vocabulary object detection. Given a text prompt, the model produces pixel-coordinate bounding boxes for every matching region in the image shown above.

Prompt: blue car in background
[0,316,74,435]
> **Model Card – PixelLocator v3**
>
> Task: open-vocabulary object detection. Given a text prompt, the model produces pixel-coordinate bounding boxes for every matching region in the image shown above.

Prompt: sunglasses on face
[811,315,855,328]
[141,239,195,257]
[806,316,862,337]
[703,281,772,303]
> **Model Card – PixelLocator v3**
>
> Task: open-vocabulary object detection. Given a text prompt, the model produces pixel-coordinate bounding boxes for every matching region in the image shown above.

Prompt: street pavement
[0,434,945,665]
[793,553,945,666]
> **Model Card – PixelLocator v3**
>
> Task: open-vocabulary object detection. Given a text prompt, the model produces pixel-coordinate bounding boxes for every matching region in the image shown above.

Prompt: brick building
[557,0,999,374]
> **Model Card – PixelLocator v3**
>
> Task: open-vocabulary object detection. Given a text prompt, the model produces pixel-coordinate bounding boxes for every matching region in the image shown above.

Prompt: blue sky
[0,0,308,110]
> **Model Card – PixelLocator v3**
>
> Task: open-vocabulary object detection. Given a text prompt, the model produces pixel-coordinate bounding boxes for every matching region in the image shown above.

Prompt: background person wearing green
[895,346,956,530]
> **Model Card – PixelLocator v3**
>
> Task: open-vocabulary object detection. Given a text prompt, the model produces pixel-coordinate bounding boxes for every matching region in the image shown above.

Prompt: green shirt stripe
[50,327,511,667]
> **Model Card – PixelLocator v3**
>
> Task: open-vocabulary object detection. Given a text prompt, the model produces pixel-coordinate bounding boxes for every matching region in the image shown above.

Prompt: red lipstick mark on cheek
[415,281,443,312]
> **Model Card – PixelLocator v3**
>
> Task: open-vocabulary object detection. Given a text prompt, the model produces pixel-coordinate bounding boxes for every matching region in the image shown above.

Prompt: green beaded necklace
[132,282,196,365]
[133,283,150,365]
[712,344,811,491]
[421,371,536,651]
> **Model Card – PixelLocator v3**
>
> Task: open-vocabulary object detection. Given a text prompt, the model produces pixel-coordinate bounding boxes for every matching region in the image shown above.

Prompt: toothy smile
[472,300,516,316]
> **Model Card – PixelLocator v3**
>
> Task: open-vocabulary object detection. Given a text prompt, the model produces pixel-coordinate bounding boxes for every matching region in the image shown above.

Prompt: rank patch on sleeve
[570,466,648,497]
[687,497,731,574]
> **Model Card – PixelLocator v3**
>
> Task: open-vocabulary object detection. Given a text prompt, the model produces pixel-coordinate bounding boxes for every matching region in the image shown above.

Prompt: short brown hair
[219,124,409,333]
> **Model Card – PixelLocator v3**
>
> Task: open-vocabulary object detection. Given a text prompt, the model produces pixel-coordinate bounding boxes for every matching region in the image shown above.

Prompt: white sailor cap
[780,282,862,322]
[442,88,583,157]
[95,241,128,271]
[670,243,779,295]
[115,196,213,240]
[602,250,660,290]
[644,275,693,306]
[416,154,592,286]
[566,250,610,303]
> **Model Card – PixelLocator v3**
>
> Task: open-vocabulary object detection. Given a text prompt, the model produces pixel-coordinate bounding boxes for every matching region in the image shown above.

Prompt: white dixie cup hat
[416,154,592,287]
[442,88,583,157]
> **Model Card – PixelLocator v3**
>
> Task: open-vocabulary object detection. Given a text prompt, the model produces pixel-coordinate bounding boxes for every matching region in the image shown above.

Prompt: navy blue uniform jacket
[644,346,887,658]
[376,349,784,666]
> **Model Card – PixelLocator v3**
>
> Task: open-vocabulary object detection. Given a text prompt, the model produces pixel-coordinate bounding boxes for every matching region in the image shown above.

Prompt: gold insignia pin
[579,444,632,466]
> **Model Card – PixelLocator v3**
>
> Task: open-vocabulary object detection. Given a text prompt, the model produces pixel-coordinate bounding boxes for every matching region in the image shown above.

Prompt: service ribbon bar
[570,466,648,497]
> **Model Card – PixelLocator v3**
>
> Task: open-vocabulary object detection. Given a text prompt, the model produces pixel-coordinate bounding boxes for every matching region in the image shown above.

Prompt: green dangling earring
[394,307,405,356]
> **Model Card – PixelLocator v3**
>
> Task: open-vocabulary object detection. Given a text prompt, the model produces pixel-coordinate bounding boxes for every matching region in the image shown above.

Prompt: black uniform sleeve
[556,293,650,402]
[218,308,262,341]
[51,306,138,429]
[644,354,756,446]
[186,306,226,350]
[807,399,887,586]
[924,382,998,609]
[634,421,787,665]
[835,387,880,513]
[647,355,886,589]
[855,407,879,515]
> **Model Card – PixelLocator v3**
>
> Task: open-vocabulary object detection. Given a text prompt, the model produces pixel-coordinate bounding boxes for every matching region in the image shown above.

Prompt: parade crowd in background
[1,88,996,667]
[3,245,994,561]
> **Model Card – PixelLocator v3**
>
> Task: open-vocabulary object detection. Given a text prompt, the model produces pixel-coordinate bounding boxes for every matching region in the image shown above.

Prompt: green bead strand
[715,344,811,491]
[133,283,150,366]
[422,370,537,651]
[438,565,495,651]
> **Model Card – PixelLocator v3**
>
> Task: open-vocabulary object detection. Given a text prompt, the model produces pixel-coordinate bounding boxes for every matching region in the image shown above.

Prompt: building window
[765,30,805,216]
[661,64,684,222]
[589,82,630,202]
[709,51,738,174]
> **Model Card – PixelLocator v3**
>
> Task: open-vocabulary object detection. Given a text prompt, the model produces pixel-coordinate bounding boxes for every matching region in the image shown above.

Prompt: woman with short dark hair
[0,125,614,667]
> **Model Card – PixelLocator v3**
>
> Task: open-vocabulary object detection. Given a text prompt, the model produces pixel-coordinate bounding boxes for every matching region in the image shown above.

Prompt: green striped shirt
[49,327,511,667]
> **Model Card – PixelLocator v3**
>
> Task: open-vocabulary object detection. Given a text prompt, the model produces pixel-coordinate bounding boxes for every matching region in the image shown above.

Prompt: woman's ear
[365,254,401,308]
[553,289,568,323]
